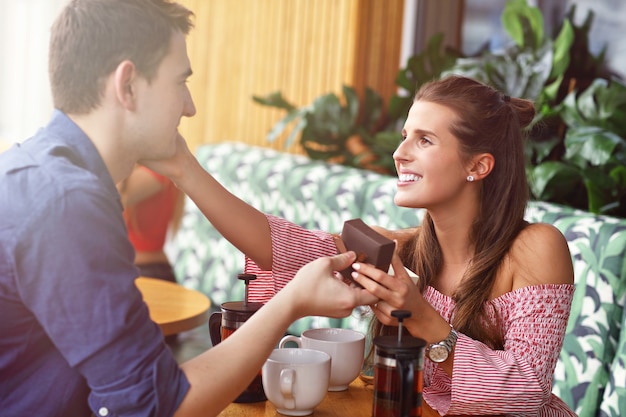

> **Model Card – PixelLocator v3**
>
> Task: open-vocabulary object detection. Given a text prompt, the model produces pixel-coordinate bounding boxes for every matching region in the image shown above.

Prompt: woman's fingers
[352,255,409,290]
[390,252,415,284]
[351,262,391,294]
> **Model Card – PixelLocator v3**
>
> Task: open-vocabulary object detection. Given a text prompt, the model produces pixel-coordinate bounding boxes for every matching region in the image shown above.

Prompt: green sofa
[169,142,626,417]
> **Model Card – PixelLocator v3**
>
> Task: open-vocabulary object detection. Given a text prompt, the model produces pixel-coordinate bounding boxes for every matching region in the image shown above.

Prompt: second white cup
[262,348,331,416]
[279,328,365,391]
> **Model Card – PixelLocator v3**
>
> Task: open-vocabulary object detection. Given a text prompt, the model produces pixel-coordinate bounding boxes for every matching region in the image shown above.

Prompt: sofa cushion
[525,202,626,417]
[599,302,626,417]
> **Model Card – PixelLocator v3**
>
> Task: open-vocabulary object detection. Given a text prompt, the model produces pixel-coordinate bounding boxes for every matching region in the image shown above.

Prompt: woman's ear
[113,60,138,111]
[468,153,494,181]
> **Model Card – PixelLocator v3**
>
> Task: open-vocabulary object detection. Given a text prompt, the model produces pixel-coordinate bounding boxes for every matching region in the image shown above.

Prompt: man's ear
[468,153,494,181]
[113,60,138,111]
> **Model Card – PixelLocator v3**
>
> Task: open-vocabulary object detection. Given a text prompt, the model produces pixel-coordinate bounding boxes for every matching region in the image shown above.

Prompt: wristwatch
[426,327,458,363]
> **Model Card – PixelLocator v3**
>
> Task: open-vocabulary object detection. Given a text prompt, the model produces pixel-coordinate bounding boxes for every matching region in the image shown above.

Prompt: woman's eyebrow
[411,128,438,138]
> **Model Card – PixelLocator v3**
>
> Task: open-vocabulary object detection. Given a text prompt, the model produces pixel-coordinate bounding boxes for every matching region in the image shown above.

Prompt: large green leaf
[501,0,544,49]
[565,126,623,166]
[560,78,626,136]
[550,19,574,79]
[581,168,620,214]
[526,136,560,164]
[610,164,626,188]
[284,117,307,148]
[448,44,552,100]
[529,161,581,199]
[539,75,564,105]
[366,130,401,173]
[361,87,384,130]
[252,91,297,112]
[394,33,458,98]
[266,109,305,143]
[342,85,360,125]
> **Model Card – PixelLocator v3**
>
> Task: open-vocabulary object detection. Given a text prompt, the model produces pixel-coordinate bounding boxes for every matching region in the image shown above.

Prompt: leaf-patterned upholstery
[168,142,626,417]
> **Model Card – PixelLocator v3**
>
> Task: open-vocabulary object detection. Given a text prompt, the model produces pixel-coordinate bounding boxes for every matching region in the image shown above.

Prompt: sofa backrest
[169,142,626,417]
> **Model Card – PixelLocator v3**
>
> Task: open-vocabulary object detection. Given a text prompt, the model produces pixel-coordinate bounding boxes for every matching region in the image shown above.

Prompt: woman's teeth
[398,173,421,182]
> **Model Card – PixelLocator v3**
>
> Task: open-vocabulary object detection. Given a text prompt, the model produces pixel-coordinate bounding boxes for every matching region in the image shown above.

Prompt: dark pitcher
[208,273,266,403]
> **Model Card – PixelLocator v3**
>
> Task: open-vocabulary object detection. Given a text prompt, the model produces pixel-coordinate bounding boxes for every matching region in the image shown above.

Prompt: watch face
[428,345,449,363]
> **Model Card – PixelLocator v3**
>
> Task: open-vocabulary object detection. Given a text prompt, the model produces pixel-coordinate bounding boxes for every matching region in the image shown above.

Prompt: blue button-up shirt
[0,111,190,416]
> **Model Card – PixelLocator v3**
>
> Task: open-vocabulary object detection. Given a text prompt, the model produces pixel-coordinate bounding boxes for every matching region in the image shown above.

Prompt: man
[0,1,377,416]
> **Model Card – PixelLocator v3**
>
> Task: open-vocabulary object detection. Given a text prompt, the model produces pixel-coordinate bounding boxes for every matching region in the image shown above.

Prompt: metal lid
[373,309,426,355]
[221,300,264,314]
[373,334,426,355]
[220,273,263,314]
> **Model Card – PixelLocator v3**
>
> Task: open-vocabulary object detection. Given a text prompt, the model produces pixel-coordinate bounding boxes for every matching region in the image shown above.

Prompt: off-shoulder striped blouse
[245,214,577,416]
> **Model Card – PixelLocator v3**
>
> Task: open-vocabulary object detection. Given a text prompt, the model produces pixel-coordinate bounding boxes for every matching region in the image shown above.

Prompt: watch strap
[426,326,458,359]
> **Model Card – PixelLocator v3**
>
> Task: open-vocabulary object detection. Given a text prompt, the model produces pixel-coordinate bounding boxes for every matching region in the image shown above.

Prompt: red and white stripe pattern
[245,215,337,302]
[424,286,576,416]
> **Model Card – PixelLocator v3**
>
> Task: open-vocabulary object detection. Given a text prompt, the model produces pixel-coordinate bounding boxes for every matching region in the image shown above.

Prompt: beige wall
[178,0,405,154]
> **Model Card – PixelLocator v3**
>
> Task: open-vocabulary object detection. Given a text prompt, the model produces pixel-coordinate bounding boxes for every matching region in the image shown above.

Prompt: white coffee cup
[262,348,331,416]
[279,328,365,391]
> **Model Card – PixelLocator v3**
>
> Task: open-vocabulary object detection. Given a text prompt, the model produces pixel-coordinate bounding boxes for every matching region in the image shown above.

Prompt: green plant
[253,0,626,217]
[252,85,385,171]
[439,0,626,217]
[531,78,626,214]
[252,33,459,174]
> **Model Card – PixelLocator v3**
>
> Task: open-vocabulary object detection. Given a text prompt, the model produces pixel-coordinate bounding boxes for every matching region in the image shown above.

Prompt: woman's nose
[393,139,409,162]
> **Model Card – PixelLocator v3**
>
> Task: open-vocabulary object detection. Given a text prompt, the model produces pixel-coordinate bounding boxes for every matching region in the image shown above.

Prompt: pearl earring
[466,175,474,182]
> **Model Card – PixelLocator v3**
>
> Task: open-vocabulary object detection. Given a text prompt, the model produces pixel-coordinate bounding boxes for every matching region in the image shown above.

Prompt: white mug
[262,348,331,416]
[279,328,365,391]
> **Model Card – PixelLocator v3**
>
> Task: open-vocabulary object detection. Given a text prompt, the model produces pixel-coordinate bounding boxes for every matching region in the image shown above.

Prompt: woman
[149,75,576,416]
[118,165,185,283]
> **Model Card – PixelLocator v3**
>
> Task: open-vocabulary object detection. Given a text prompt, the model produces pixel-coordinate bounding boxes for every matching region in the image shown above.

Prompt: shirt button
[98,407,109,416]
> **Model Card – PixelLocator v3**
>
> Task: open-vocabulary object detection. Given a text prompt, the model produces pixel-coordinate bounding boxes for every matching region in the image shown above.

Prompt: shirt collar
[44,109,118,193]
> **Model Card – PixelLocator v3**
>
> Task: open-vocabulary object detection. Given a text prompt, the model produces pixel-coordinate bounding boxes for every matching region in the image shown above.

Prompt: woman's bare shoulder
[509,223,574,288]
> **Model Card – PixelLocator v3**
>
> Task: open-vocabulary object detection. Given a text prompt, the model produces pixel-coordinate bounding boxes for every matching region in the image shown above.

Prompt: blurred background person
[118,165,185,283]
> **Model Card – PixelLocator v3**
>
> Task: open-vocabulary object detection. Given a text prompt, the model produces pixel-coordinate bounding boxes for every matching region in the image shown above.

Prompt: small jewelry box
[338,218,395,286]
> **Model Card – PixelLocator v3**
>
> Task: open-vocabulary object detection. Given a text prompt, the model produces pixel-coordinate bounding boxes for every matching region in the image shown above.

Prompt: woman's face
[393,100,470,211]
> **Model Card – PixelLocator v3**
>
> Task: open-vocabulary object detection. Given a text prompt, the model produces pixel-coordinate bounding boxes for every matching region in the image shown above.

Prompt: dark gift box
[338,218,395,286]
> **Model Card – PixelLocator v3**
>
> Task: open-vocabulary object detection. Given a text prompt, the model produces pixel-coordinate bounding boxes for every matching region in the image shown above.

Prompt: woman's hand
[351,252,441,340]
[140,133,196,185]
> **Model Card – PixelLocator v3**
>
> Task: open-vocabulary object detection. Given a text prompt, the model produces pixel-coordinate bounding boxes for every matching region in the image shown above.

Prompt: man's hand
[278,252,379,320]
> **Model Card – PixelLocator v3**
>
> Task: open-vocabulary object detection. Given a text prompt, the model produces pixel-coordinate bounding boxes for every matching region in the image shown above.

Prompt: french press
[209,273,266,403]
[372,310,426,417]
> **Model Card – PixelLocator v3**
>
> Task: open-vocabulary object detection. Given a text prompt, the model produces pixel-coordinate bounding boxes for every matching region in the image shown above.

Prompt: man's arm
[174,252,379,417]
[142,135,273,270]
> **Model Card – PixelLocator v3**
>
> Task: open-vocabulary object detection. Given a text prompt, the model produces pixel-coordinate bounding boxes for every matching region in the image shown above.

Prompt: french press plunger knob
[238,273,256,306]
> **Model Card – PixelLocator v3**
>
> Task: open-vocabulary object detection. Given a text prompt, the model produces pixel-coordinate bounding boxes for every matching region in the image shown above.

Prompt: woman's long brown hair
[371,76,536,350]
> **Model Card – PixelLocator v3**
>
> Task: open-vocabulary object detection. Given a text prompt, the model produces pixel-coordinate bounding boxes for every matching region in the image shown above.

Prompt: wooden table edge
[135,276,211,336]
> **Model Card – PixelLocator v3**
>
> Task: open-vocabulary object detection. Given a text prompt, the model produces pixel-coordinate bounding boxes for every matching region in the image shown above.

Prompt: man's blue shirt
[0,110,190,416]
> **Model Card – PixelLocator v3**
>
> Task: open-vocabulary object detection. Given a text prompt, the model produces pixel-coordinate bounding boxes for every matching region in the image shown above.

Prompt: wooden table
[135,277,211,336]
[218,377,443,417]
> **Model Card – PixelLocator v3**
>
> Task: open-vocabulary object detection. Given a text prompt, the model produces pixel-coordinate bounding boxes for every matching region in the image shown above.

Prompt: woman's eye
[419,136,432,145]
[400,135,407,142]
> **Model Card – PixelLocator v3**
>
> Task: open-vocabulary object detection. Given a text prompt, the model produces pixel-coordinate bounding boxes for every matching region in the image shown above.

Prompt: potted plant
[252,33,459,174]
[253,0,626,217]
